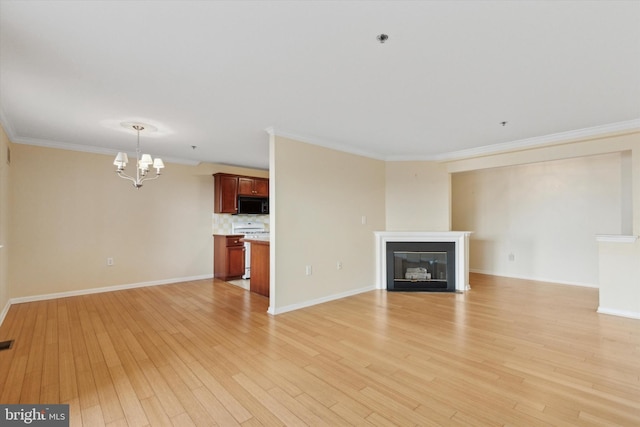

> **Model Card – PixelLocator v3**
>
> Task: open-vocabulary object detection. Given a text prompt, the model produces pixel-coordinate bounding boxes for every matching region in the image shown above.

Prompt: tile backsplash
[213,213,270,235]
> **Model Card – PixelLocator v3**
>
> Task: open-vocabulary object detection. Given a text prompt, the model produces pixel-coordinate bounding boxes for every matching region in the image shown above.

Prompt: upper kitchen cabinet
[213,173,269,214]
[214,173,239,213]
[238,177,269,197]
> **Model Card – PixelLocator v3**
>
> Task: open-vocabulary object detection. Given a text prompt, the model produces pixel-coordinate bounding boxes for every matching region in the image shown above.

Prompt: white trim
[268,285,376,315]
[469,269,599,288]
[268,119,640,164]
[375,231,472,292]
[597,306,640,320]
[10,136,201,166]
[268,127,387,161]
[8,274,213,305]
[430,119,640,162]
[0,107,17,142]
[8,118,639,169]
[0,300,11,329]
[595,234,639,244]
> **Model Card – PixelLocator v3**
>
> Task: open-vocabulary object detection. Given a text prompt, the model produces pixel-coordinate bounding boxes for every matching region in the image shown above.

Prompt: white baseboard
[268,284,377,315]
[469,269,598,288]
[7,274,214,306]
[597,307,640,320]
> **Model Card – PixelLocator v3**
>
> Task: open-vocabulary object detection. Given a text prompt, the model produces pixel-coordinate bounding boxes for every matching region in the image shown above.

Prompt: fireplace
[386,241,456,291]
[375,231,472,292]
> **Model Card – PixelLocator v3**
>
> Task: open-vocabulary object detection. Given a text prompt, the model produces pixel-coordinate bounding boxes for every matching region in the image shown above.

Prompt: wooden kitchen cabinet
[214,173,269,213]
[213,235,245,281]
[238,177,269,197]
[214,173,239,213]
[246,239,270,297]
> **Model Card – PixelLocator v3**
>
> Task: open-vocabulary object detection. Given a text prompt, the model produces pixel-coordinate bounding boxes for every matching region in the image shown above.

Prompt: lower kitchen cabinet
[213,234,245,281]
[248,240,270,297]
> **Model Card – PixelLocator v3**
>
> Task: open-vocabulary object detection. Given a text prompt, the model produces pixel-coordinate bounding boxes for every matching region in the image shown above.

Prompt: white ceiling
[1,1,639,170]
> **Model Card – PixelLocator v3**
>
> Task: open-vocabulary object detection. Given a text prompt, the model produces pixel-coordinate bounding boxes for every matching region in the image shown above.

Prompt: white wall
[385,161,451,231]
[598,240,640,317]
[270,136,385,312]
[452,153,622,286]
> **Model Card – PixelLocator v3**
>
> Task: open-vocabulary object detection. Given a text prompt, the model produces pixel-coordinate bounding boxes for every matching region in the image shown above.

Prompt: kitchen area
[212,173,270,297]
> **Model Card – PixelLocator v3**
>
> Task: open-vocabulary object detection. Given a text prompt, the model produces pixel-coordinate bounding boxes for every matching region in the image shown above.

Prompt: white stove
[231,222,269,279]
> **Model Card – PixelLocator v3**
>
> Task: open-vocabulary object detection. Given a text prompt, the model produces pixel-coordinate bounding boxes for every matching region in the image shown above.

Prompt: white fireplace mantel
[374,231,473,292]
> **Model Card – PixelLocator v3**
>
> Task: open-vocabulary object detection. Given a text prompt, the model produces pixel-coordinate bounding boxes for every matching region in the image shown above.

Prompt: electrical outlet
[305,265,312,276]
[508,253,515,262]
[361,215,367,225]
[337,261,343,270]
[107,257,114,266]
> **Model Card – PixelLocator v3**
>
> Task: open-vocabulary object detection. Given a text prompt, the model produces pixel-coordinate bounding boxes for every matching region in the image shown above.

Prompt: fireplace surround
[375,231,472,292]
[387,241,456,291]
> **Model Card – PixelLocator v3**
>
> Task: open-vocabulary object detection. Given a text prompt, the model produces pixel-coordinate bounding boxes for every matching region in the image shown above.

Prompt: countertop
[241,236,270,245]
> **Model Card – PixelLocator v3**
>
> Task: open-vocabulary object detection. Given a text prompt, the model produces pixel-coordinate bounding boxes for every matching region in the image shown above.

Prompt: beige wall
[8,143,266,299]
[385,161,451,231]
[0,125,10,316]
[452,153,622,286]
[3,123,639,319]
[446,130,640,317]
[270,136,385,312]
[446,131,640,233]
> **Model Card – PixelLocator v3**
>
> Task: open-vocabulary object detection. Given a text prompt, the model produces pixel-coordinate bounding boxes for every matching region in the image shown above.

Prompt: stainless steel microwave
[237,196,269,214]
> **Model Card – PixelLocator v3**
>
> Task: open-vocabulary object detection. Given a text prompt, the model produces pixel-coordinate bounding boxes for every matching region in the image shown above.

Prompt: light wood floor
[1,274,639,426]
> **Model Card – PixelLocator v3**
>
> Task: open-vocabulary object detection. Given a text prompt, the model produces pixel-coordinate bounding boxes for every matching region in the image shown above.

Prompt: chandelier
[113,123,164,189]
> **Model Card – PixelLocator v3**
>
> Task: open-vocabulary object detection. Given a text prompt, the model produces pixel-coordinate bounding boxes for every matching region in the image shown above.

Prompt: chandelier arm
[114,123,163,189]
[116,171,136,182]
[116,171,141,187]
[139,173,161,184]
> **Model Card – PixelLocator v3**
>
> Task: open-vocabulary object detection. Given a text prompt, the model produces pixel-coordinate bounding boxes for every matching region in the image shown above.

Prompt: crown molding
[432,119,640,162]
[266,127,387,161]
[10,136,201,166]
[0,107,17,142]
[384,153,438,162]
[595,234,638,244]
[5,119,639,168]
[268,119,640,164]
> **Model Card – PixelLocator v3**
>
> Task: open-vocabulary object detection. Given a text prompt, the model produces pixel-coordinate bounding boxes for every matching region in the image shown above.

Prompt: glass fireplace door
[386,241,456,292]
[393,251,448,285]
